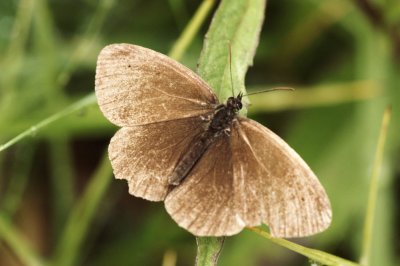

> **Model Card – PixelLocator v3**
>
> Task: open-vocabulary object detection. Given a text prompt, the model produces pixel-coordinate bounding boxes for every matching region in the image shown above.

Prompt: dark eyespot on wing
[109,116,209,201]
[95,44,218,126]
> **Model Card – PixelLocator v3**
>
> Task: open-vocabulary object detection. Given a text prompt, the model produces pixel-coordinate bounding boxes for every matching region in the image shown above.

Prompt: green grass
[0,0,399,265]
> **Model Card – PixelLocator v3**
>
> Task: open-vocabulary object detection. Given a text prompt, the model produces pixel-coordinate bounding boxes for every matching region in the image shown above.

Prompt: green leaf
[198,0,266,104]
[195,0,266,265]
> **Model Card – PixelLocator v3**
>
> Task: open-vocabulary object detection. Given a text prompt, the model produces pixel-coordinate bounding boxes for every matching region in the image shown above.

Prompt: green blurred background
[0,0,399,265]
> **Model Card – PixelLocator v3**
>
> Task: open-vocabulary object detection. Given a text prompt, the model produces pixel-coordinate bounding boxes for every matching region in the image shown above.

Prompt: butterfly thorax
[209,94,243,133]
[168,94,243,186]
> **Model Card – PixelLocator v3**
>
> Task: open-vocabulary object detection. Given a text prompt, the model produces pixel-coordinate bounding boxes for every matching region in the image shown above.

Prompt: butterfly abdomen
[168,101,239,186]
[168,130,215,186]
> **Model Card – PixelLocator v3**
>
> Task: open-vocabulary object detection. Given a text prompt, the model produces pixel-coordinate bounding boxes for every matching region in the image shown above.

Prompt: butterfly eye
[230,98,242,110]
[236,101,242,110]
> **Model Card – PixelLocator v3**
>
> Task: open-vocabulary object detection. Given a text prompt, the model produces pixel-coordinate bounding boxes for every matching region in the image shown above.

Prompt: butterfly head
[226,93,243,112]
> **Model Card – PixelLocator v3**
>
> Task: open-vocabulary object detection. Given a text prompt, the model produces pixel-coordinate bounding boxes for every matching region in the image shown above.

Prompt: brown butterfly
[95,43,332,238]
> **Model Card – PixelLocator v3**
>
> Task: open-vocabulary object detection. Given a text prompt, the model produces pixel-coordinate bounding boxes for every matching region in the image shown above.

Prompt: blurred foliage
[0,0,399,266]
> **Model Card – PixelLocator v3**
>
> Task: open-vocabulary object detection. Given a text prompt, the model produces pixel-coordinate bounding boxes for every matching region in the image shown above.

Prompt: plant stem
[195,237,225,266]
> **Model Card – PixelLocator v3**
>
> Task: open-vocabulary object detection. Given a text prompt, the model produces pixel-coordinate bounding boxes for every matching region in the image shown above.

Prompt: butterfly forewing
[95,44,218,126]
[109,116,209,201]
[165,117,331,238]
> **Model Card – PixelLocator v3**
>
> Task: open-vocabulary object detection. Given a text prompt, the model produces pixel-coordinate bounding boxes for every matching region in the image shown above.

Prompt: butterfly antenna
[242,87,295,97]
[228,43,235,97]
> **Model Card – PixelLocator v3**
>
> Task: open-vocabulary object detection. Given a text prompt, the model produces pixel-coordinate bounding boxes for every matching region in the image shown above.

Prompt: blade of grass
[195,0,266,264]
[0,93,96,153]
[2,0,34,59]
[277,0,352,63]
[48,136,75,241]
[32,0,59,97]
[0,0,35,116]
[169,0,216,61]
[0,214,45,266]
[162,249,178,266]
[57,0,116,88]
[247,80,382,113]
[50,152,112,266]
[167,0,190,29]
[248,227,361,266]
[0,142,35,216]
[359,106,392,266]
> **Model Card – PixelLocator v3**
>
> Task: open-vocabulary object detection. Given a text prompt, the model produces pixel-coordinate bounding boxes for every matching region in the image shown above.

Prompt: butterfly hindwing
[95,44,218,126]
[165,133,240,236]
[109,116,209,201]
[231,118,332,237]
[165,117,331,237]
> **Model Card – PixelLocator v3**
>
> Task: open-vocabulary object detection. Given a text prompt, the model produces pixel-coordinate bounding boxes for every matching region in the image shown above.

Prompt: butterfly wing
[95,43,218,126]
[165,117,331,237]
[96,43,219,201]
[109,116,208,201]
[165,133,240,236]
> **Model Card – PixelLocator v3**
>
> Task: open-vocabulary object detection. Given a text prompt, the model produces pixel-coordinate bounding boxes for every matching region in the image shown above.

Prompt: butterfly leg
[223,127,231,136]
[200,114,213,122]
